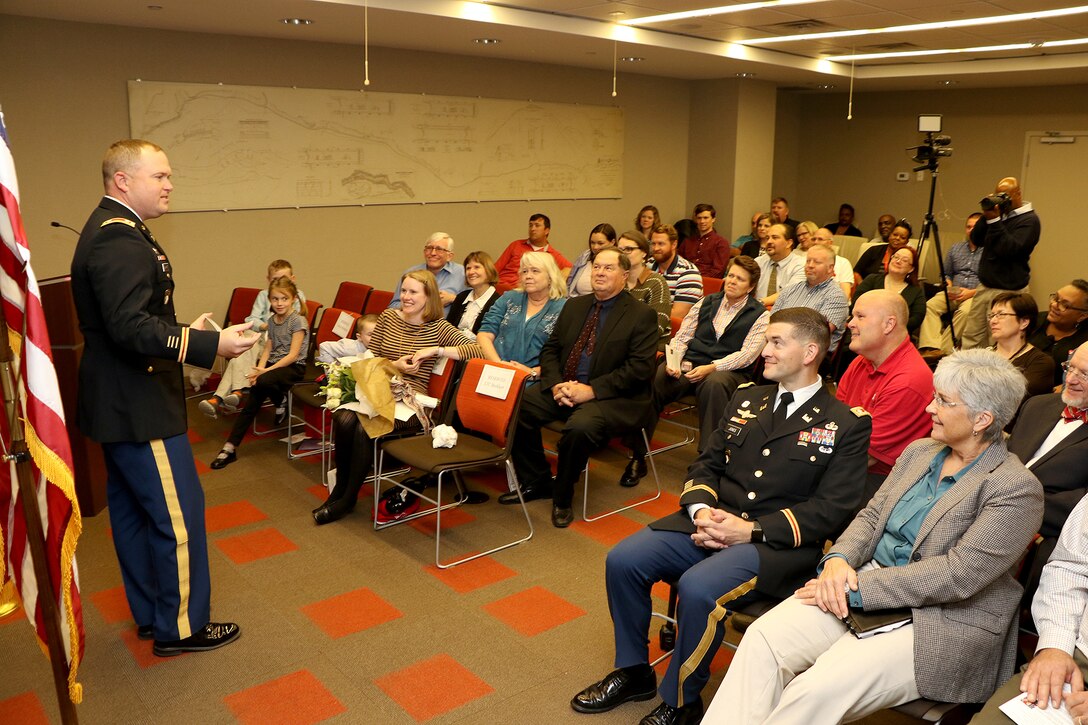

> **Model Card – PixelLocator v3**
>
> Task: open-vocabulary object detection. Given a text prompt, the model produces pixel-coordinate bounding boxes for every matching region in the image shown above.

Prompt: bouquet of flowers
[318,359,358,410]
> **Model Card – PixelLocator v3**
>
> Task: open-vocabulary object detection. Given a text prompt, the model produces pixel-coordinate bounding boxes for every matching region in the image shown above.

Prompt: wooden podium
[39,275,108,516]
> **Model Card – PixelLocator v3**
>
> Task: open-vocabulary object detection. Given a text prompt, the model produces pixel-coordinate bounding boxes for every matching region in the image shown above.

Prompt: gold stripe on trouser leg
[675,576,757,707]
[150,440,192,639]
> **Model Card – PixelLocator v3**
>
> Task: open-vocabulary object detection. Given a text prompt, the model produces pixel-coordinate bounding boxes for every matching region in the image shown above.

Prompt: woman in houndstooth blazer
[706,349,1044,724]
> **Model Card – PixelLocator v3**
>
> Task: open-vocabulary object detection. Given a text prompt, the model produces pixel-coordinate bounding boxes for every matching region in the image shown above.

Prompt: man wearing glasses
[1030,281,1088,388]
[388,231,466,312]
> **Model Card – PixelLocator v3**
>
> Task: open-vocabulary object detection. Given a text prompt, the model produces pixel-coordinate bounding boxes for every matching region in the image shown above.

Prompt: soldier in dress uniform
[71,139,256,656]
[571,307,871,725]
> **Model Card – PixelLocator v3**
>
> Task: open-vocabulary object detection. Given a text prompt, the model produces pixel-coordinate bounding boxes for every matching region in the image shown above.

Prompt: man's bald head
[847,289,909,364]
[996,177,1023,208]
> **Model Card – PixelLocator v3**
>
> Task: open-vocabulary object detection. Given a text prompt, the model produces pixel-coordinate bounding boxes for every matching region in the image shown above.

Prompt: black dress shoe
[639,700,703,725]
[552,505,574,528]
[620,455,648,487]
[571,667,657,714]
[137,624,154,640]
[313,498,354,525]
[153,621,241,657]
[498,480,552,505]
[210,449,236,470]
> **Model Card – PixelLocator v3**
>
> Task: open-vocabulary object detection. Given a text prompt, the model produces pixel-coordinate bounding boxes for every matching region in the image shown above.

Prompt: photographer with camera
[959,176,1042,349]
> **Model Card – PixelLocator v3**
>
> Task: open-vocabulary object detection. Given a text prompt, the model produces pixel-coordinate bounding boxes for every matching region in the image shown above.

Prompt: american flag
[0,107,84,703]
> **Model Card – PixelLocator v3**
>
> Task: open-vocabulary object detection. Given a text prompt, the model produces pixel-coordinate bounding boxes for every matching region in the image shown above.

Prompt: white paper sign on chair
[332,311,355,338]
[475,364,515,400]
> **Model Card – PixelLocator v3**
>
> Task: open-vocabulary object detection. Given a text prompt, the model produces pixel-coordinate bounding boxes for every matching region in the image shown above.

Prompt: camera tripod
[913,141,957,349]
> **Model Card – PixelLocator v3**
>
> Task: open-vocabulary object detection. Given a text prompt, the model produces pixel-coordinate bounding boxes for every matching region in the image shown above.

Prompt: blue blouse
[478,291,565,368]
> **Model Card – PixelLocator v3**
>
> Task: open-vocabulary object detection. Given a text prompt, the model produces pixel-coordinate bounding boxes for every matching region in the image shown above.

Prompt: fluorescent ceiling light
[620,0,827,26]
[824,37,1088,61]
[744,5,1088,45]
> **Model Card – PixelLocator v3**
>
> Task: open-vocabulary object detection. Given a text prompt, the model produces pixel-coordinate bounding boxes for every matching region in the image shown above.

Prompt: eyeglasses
[986,312,1018,320]
[1062,362,1088,383]
[1050,293,1088,313]
[931,392,961,409]
[423,245,451,254]
[617,245,640,254]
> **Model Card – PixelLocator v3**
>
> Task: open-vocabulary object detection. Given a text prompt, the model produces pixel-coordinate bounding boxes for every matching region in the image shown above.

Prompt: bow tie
[1062,406,1088,424]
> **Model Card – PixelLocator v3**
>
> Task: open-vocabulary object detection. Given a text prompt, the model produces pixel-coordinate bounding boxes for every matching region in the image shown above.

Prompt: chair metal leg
[286,397,331,460]
[582,428,662,522]
[647,399,697,457]
[433,460,533,569]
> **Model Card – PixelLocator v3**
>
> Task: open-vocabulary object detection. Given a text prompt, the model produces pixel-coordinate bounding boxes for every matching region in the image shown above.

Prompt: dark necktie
[772,391,794,430]
[767,262,779,295]
[1062,405,1088,424]
[564,301,602,381]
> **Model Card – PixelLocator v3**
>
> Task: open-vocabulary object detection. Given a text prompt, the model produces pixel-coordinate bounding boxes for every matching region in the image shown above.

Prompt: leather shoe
[313,498,354,525]
[498,480,551,505]
[210,450,236,470]
[571,667,657,714]
[640,700,703,725]
[153,621,241,657]
[620,455,648,487]
[552,505,574,528]
[137,624,153,640]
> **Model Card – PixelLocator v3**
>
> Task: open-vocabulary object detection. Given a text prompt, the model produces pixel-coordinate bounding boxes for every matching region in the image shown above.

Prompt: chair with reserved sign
[372,358,534,567]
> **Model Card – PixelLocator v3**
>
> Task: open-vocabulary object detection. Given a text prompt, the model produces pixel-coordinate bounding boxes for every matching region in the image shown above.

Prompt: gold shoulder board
[850,406,872,418]
[100,217,136,228]
[738,381,756,389]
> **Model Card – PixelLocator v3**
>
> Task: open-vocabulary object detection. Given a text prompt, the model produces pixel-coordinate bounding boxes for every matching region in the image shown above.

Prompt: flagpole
[0,312,78,724]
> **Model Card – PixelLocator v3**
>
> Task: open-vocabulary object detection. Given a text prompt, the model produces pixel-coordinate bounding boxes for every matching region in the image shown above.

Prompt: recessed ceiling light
[813,83,835,89]
[147,4,163,9]
[620,56,645,62]
[608,11,626,17]
[736,72,756,78]
[938,80,958,86]
[280,18,313,26]
[474,38,501,45]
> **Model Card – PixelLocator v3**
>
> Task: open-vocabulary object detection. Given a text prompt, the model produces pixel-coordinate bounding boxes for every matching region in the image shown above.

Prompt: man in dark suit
[71,139,255,656]
[504,246,658,528]
[570,307,870,725]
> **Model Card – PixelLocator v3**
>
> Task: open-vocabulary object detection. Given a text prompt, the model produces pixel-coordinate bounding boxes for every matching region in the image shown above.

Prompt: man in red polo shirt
[495,213,572,288]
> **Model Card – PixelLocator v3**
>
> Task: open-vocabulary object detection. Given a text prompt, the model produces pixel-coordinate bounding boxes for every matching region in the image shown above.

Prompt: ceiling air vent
[758,18,836,33]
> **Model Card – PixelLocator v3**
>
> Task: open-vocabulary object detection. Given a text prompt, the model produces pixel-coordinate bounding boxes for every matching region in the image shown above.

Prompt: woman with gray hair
[706,348,1044,724]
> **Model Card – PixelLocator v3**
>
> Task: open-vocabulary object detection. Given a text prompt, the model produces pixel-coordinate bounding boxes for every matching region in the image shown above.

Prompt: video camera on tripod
[909,114,953,171]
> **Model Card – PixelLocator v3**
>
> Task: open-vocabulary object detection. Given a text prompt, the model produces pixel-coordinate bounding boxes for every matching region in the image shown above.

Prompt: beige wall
[0,15,691,320]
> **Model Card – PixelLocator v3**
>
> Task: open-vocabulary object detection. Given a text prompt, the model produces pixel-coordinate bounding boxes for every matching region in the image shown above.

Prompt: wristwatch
[750,520,764,543]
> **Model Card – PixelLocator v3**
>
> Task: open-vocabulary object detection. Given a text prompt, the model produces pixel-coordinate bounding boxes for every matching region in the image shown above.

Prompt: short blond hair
[102,139,163,187]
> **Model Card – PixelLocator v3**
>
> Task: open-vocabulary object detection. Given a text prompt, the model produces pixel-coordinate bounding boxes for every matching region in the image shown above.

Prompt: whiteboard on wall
[128,80,624,212]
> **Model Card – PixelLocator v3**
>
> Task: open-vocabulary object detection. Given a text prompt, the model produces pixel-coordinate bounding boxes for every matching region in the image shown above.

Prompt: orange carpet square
[629,491,681,519]
[307,484,329,501]
[375,653,493,722]
[215,527,298,564]
[651,580,672,604]
[194,458,211,475]
[225,669,346,725]
[187,429,204,444]
[121,626,173,669]
[406,506,475,535]
[0,692,49,725]
[425,555,517,594]
[483,585,586,637]
[301,588,403,639]
[648,634,733,677]
[205,500,268,533]
[89,585,132,624]
[570,513,643,547]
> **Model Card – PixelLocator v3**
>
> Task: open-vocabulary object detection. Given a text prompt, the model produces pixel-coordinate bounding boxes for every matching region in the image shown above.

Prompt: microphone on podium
[51,221,79,234]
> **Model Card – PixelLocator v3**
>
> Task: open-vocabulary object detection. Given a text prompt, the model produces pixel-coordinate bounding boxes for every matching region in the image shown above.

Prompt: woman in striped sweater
[313,269,482,525]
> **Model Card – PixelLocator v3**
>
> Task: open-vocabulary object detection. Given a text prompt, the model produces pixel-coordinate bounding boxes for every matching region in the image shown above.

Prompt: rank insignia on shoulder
[825,421,838,430]
[738,382,756,389]
[850,406,872,418]
[101,217,136,228]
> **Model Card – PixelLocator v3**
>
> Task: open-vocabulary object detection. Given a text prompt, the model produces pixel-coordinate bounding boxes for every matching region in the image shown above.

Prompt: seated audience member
[852,245,926,337]
[871,213,896,245]
[709,349,1043,724]
[648,224,704,319]
[505,247,658,528]
[619,231,671,351]
[855,218,912,278]
[623,255,768,486]
[987,292,1055,403]
[1030,279,1088,387]
[793,220,818,252]
[918,214,982,357]
[837,290,934,501]
[635,205,660,241]
[568,223,617,298]
[477,251,566,382]
[673,218,698,252]
[389,232,466,312]
[445,251,499,338]
[312,270,482,525]
[770,196,800,233]
[740,213,771,259]
[571,308,871,725]
[317,313,377,364]
[754,223,805,306]
[199,258,306,419]
[733,211,761,250]
[495,213,572,289]
[810,226,856,298]
[772,244,849,352]
[678,203,731,278]
[972,491,1088,724]
[822,202,864,237]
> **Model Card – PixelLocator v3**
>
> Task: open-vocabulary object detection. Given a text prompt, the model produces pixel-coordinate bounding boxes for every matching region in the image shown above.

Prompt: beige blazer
[829,438,1043,703]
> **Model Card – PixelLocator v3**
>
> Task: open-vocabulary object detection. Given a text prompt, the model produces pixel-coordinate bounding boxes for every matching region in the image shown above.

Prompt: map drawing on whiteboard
[128,81,624,212]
